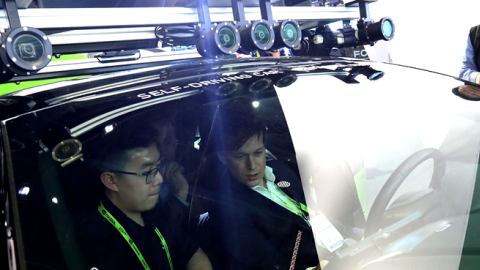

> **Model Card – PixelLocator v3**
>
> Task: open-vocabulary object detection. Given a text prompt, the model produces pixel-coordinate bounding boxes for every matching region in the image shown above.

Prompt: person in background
[251,48,292,57]
[460,24,480,83]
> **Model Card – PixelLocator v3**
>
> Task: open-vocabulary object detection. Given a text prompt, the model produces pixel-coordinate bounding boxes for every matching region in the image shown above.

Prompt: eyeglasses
[110,158,169,184]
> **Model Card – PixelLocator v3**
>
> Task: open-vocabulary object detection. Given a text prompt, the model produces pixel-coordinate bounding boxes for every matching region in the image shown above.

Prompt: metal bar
[2,0,21,29]
[259,0,273,21]
[196,0,211,28]
[35,0,44,8]
[0,123,27,270]
[0,7,360,30]
[359,1,370,19]
[48,27,156,45]
[231,0,246,23]
[41,50,201,73]
[52,39,158,54]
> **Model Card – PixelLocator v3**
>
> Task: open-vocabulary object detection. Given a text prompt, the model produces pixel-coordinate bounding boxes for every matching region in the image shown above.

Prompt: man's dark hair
[211,104,266,153]
[87,122,157,174]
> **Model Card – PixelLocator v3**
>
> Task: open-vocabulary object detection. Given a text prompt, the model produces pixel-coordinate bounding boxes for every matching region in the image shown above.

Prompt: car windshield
[3,59,480,270]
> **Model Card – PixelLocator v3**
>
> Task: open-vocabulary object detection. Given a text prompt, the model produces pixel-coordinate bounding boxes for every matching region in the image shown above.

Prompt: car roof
[1,56,460,120]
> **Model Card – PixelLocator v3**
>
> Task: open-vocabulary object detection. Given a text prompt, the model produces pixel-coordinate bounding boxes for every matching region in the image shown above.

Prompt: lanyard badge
[272,188,344,252]
[98,201,174,270]
[310,211,345,252]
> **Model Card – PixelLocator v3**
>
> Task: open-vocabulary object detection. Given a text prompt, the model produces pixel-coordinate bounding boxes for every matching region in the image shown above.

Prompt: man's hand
[267,51,281,57]
[163,161,189,200]
[186,248,213,270]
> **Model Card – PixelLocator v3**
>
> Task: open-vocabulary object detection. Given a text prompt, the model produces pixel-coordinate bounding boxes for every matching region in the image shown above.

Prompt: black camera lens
[382,20,394,39]
[273,19,301,49]
[218,26,236,49]
[198,22,240,58]
[216,82,240,96]
[249,78,272,93]
[366,17,395,42]
[52,139,82,162]
[14,34,44,63]
[254,24,271,45]
[1,27,52,74]
[275,74,297,88]
[283,23,298,43]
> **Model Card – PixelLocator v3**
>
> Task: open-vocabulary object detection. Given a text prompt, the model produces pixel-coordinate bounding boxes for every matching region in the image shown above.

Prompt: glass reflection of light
[194,138,201,150]
[252,101,260,108]
[104,124,115,134]
[18,186,30,196]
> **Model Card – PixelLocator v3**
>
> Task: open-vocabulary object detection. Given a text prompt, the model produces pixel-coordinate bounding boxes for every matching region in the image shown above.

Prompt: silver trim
[70,90,200,137]
[46,75,159,105]
[8,65,172,97]
[72,80,169,101]
[37,50,201,74]
[296,71,350,76]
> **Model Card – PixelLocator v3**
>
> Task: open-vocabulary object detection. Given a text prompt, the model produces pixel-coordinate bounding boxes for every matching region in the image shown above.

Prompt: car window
[4,84,212,269]
[4,61,480,270]
[275,64,480,270]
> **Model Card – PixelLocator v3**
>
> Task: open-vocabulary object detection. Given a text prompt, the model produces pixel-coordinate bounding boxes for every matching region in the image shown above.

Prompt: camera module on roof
[0,27,52,76]
[272,19,302,49]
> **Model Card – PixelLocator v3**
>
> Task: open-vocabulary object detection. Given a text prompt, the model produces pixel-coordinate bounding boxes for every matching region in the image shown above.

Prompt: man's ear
[101,172,119,192]
[217,152,227,165]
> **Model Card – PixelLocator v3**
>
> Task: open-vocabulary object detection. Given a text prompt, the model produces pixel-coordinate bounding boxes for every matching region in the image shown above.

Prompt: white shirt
[250,166,310,226]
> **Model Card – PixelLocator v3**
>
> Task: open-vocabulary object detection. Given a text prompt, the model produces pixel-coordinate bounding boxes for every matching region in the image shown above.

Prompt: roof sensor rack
[292,0,395,56]
[0,0,393,84]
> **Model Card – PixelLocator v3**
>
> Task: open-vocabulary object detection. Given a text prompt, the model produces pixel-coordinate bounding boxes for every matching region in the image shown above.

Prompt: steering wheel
[364,148,446,237]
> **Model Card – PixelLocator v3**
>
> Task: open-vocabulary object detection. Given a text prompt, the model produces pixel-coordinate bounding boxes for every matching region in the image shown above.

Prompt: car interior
[4,67,480,270]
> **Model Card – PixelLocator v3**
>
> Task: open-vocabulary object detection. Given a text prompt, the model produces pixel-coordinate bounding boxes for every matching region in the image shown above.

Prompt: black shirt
[77,195,199,270]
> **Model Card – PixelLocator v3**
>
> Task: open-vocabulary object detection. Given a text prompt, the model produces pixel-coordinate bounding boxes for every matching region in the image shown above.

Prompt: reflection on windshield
[276,64,480,270]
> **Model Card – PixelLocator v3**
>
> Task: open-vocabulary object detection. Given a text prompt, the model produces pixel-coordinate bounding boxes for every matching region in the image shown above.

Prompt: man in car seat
[77,123,212,270]
[151,117,190,202]
[207,109,327,270]
[149,117,207,217]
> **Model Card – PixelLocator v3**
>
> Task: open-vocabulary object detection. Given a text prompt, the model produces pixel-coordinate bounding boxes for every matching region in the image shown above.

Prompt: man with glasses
[77,124,212,270]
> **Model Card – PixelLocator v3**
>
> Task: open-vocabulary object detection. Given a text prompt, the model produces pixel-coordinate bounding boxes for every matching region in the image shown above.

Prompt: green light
[219,27,236,48]
[283,23,298,43]
[254,24,270,45]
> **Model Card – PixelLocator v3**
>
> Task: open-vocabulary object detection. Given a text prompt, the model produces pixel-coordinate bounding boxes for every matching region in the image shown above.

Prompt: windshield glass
[3,60,480,270]
[274,64,480,270]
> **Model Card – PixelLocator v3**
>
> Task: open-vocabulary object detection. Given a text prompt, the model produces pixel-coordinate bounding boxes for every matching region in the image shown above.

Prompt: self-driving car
[2,0,480,269]
[2,54,480,270]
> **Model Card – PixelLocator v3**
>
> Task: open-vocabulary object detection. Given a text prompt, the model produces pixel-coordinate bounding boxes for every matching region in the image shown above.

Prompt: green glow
[254,25,270,45]
[219,27,236,48]
[283,23,298,43]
